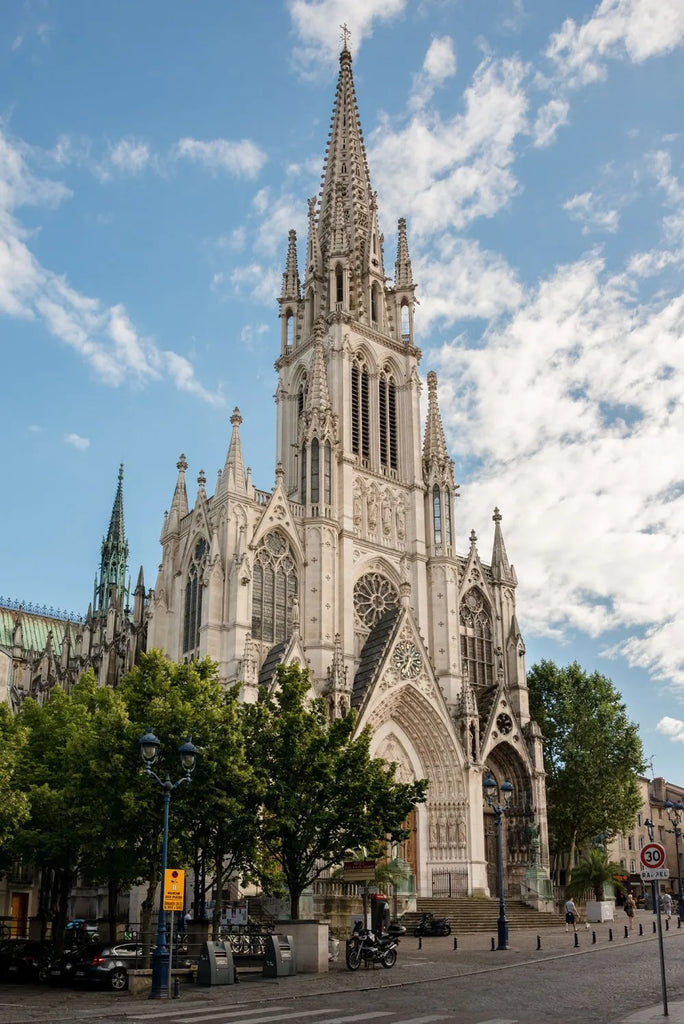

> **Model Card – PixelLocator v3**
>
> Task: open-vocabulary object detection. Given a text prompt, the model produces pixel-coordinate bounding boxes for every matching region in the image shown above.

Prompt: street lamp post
[663,799,684,923]
[139,732,199,1000]
[483,774,514,950]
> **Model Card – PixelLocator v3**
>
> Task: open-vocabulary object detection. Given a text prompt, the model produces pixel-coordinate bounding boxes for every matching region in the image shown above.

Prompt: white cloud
[175,137,267,179]
[564,191,619,233]
[229,263,281,306]
[370,56,528,236]
[410,36,457,110]
[288,0,407,74]
[240,323,270,351]
[431,247,684,688]
[0,127,221,404]
[657,717,684,741]
[64,433,90,451]
[532,98,569,148]
[547,0,684,88]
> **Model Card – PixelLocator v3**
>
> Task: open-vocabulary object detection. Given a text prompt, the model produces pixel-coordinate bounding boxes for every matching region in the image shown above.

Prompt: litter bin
[263,933,296,977]
[196,940,235,986]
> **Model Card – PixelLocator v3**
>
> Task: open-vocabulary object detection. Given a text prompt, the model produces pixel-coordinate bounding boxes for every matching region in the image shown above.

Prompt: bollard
[592,931,596,944]
[537,935,541,950]
[173,976,180,999]
[679,918,682,929]
[624,926,628,939]
[666,919,670,931]
[491,937,495,951]
[453,936,458,951]
[574,933,579,948]
[639,923,643,936]
[418,936,422,950]
[653,921,657,934]
[609,928,613,942]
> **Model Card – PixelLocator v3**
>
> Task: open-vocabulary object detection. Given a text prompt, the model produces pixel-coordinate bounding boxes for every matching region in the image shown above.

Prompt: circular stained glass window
[354,573,399,629]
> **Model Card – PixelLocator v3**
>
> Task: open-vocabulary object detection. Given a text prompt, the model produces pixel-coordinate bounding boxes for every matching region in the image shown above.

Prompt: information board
[163,867,185,910]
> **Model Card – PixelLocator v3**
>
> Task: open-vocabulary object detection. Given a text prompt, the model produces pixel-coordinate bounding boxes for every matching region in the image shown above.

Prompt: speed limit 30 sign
[640,842,667,869]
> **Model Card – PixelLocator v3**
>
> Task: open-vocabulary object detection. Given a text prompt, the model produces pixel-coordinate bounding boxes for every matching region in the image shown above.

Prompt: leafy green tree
[245,663,428,918]
[567,849,626,902]
[528,660,644,880]
[0,704,29,858]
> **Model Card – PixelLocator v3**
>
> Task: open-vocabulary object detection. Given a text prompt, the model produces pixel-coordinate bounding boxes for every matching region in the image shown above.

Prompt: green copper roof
[0,606,75,657]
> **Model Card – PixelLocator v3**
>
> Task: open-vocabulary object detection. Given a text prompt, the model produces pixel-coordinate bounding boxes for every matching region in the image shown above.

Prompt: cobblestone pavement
[0,920,682,1024]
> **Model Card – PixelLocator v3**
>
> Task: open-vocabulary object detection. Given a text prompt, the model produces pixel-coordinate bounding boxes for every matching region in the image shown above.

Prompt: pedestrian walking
[565,897,579,933]
[624,893,636,930]
[662,892,673,920]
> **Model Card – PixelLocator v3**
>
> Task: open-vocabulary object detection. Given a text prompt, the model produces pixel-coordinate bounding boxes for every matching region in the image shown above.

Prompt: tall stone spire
[163,454,189,540]
[223,408,247,494]
[394,217,414,289]
[280,229,301,302]
[316,45,381,275]
[94,464,130,619]
[491,507,515,583]
[422,371,450,470]
[306,321,332,417]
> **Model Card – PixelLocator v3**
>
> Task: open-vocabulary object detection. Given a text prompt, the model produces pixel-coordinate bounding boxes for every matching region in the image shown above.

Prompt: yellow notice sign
[163,868,185,910]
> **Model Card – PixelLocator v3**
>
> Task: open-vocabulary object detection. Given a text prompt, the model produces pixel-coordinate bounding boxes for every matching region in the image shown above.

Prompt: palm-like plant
[567,849,625,902]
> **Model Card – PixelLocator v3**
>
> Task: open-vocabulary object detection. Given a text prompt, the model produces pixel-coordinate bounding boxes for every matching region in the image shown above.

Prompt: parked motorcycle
[345,922,399,970]
[413,912,451,937]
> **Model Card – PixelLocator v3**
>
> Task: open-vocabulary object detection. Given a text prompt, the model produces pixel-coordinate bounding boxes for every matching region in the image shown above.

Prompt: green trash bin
[263,933,296,977]
[196,940,235,986]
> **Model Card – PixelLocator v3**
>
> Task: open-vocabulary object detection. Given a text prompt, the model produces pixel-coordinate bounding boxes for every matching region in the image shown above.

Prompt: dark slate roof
[258,640,289,689]
[477,684,500,738]
[351,605,402,709]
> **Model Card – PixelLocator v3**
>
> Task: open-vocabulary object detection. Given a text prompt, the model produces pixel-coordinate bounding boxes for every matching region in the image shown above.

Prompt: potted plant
[567,849,625,923]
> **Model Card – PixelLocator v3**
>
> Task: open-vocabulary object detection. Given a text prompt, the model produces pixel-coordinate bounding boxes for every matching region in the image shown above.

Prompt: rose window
[354,573,399,629]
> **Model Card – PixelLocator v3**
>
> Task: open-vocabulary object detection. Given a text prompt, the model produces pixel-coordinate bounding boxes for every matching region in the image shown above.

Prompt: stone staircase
[401,897,562,934]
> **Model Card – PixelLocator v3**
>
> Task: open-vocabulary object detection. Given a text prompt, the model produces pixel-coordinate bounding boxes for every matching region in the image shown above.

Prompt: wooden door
[10,893,28,937]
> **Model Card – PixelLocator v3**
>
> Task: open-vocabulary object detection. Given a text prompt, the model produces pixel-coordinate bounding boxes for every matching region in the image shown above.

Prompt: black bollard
[639,923,643,936]
[173,976,180,999]
[653,921,657,934]
[592,930,596,944]
[609,928,613,942]
[624,926,629,939]
[666,919,670,931]
[418,936,422,950]
[574,933,579,948]
[491,936,495,951]
[453,936,458,951]
[679,918,682,929]
[537,935,541,950]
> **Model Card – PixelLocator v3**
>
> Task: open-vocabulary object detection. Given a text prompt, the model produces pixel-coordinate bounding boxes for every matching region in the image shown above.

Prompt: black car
[67,941,190,990]
[0,939,52,983]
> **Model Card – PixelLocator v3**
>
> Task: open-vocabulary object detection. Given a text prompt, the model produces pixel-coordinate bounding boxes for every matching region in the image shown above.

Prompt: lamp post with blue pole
[663,799,684,923]
[139,732,199,999]
[483,774,514,950]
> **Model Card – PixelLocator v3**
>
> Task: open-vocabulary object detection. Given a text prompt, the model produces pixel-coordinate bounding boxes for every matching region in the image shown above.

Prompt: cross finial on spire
[340,22,351,51]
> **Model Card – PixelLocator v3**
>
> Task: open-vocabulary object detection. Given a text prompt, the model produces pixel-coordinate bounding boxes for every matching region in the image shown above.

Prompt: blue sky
[2,0,683,780]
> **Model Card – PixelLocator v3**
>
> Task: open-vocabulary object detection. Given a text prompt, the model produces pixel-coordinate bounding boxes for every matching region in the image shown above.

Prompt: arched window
[351,358,370,461]
[251,532,298,644]
[354,572,399,631]
[297,373,307,420]
[433,484,442,546]
[445,487,453,547]
[306,287,314,333]
[335,265,344,305]
[460,590,494,687]
[183,538,207,655]
[371,283,379,325]
[300,443,307,504]
[311,437,320,504]
[379,367,398,471]
[324,440,332,504]
[401,303,410,340]
[286,309,294,348]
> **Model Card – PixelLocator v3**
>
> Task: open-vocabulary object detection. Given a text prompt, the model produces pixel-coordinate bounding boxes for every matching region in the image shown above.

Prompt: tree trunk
[140,867,157,968]
[211,845,224,941]
[566,830,577,885]
[52,867,74,955]
[289,886,301,920]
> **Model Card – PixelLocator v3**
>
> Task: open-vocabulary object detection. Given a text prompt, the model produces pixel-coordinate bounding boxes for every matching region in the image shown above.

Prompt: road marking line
[133,1007,260,1019]
[173,1009,341,1024]
[392,1016,454,1023]
[320,1014,392,1023]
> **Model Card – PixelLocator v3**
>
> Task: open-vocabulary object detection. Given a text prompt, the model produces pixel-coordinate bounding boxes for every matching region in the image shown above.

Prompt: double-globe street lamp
[663,799,684,923]
[139,732,199,999]
[483,774,514,950]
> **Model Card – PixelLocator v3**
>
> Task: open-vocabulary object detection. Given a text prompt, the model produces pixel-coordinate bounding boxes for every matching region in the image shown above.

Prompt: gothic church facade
[147,46,549,899]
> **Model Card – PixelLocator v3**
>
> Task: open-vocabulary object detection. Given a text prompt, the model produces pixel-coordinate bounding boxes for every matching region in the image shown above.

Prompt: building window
[379,368,397,471]
[335,265,344,304]
[351,360,369,460]
[311,437,320,504]
[324,440,332,504]
[630,859,636,873]
[445,487,453,547]
[459,589,494,687]
[354,573,399,631]
[300,444,307,504]
[183,538,207,655]
[628,836,634,850]
[433,484,442,546]
[251,532,298,645]
[639,836,644,849]
[638,813,642,827]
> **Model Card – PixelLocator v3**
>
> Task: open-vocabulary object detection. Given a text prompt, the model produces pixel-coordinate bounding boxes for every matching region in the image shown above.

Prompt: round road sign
[640,842,666,869]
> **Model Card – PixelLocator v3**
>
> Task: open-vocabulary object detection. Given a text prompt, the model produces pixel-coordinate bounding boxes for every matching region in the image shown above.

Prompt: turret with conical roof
[94,464,130,619]
[423,372,458,558]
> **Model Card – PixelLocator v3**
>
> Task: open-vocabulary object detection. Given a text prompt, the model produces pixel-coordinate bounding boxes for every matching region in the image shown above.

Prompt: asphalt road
[2,925,683,1024]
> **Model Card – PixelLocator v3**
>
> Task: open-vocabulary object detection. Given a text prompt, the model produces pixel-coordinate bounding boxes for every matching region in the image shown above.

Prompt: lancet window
[459,589,494,687]
[183,538,207,657]
[379,367,398,472]
[251,531,298,645]
[351,358,370,461]
[433,484,442,546]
